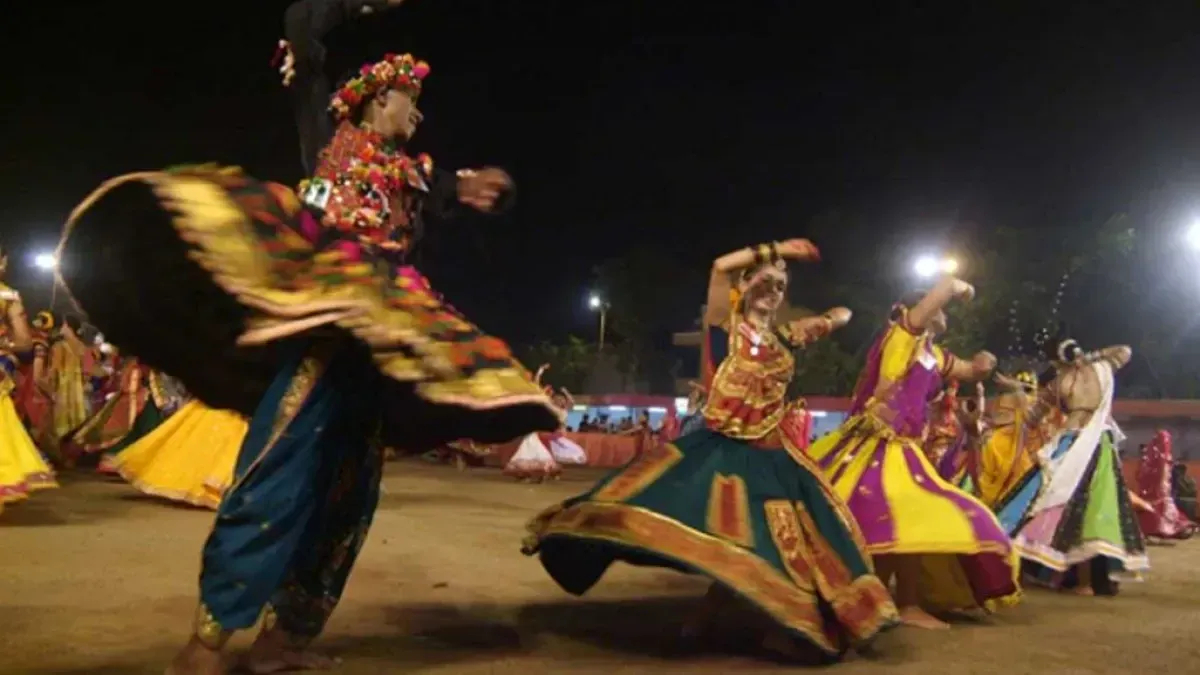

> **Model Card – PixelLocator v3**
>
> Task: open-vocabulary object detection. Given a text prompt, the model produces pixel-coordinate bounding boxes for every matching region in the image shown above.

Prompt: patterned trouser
[196,341,384,643]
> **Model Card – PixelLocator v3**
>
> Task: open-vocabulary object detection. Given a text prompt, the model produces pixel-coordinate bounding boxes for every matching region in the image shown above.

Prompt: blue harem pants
[197,340,384,641]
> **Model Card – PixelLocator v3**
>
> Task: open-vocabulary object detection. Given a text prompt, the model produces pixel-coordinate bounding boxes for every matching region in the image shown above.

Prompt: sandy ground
[2,461,1199,675]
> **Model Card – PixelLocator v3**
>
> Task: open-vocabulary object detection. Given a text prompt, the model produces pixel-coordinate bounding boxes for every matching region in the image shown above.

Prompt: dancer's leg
[167,343,340,674]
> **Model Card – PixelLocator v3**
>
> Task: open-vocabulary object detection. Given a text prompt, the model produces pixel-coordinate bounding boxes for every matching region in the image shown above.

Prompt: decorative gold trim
[193,603,231,649]
[226,346,328,496]
[592,441,683,503]
[706,473,755,548]
[528,501,897,654]
[701,315,793,439]
[764,500,817,593]
[778,429,873,561]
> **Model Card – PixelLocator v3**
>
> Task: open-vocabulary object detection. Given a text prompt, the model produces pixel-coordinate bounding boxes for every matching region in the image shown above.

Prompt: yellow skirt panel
[112,400,247,510]
[0,394,57,505]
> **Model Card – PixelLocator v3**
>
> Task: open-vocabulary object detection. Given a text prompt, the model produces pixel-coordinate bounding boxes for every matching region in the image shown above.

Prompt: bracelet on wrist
[757,243,773,265]
[750,246,765,266]
[768,241,781,262]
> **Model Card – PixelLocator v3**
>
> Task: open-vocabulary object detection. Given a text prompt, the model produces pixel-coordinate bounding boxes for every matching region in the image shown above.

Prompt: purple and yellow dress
[525,313,897,659]
[806,310,1020,611]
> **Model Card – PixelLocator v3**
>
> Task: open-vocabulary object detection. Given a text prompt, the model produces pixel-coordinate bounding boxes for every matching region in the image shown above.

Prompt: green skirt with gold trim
[524,428,898,657]
[57,166,560,450]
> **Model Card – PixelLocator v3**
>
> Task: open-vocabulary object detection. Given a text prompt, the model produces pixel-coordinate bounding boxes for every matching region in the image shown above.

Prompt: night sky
[4,1,1200,350]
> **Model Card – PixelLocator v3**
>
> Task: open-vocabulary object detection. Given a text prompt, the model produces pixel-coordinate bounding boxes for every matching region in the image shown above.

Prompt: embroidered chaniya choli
[525,310,897,659]
[806,310,1020,613]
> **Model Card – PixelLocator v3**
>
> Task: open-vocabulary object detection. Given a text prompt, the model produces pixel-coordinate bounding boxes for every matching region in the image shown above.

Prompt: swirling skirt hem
[526,501,898,657]
[1014,539,1151,573]
[113,460,225,511]
[58,169,562,438]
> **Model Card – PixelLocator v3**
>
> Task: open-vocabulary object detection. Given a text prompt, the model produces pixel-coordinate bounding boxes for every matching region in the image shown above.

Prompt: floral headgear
[1014,370,1037,389]
[331,53,430,120]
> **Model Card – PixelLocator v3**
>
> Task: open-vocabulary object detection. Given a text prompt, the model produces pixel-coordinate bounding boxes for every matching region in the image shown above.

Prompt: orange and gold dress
[525,311,897,658]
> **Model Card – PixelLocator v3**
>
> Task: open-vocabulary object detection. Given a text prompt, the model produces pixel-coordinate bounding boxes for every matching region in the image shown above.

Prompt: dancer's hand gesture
[970,350,997,377]
[778,238,820,261]
[825,306,852,327]
[951,278,975,301]
[457,168,513,212]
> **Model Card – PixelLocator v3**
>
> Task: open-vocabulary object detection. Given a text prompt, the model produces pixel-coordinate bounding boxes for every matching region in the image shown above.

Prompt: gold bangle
[750,245,765,266]
[193,604,231,650]
[756,243,772,264]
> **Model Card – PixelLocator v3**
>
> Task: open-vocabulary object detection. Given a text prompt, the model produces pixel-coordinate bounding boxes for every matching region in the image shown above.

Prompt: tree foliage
[522,334,596,393]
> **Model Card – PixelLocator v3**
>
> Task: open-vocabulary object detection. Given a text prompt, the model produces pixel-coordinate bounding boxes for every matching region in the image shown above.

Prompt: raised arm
[283,0,403,174]
[533,363,549,387]
[4,295,31,353]
[784,306,852,346]
[703,238,820,326]
[943,348,997,383]
[1082,344,1132,370]
[908,275,974,332]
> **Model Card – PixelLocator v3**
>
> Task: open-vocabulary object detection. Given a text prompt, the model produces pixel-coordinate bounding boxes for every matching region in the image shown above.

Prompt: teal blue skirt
[524,428,897,657]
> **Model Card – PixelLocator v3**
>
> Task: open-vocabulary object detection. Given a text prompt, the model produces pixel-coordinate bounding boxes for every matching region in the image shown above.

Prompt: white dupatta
[1031,361,1124,513]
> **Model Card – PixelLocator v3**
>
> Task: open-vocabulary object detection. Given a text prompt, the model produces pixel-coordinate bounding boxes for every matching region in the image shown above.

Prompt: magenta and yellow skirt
[807,414,1020,611]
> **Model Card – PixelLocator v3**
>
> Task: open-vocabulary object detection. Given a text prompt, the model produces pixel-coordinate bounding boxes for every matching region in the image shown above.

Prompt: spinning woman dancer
[977,370,1062,509]
[806,277,1019,629]
[526,239,897,661]
[57,1,559,672]
[996,330,1147,595]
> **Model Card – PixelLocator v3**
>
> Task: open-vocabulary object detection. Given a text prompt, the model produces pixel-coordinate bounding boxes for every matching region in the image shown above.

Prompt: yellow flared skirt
[807,415,1020,610]
[977,425,1035,509]
[111,400,247,510]
[0,394,57,510]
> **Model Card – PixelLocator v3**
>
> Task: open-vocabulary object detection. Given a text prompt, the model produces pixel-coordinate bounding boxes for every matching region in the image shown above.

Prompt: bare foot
[899,607,950,630]
[165,637,228,675]
[1068,586,1094,597]
[242,630,340,674]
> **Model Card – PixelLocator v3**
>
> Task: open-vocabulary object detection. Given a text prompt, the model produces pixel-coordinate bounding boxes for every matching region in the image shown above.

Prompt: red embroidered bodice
[300,121,434,253]
[702,316,796,440]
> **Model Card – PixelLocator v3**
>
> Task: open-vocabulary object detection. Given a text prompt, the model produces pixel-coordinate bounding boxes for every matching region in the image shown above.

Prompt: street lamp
[588,293,610,350]
[32,252,57,271]
[913,254,958,279]
[1187,223,1200,251]
[30,251,59,307]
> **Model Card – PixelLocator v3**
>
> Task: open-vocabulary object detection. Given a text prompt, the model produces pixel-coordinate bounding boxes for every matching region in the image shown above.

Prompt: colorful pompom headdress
[331,53,431,120]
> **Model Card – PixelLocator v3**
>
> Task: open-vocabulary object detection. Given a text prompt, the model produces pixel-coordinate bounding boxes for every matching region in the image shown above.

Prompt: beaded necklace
[299,124,434,234]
